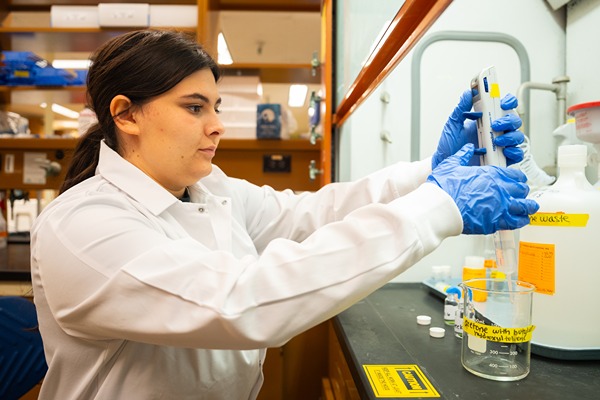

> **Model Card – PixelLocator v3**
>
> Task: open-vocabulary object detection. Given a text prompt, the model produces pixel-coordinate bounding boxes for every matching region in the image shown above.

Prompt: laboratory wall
[336,0,567,282]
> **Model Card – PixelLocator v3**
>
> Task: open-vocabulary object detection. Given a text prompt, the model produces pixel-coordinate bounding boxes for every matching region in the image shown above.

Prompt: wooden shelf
[0,137,320,150]
[219,138,321,150]
[0,86,86,92]
[0,137,77,147]
[221,63,313,70]
[0,26,196,33]
[220,64,320,84]
[0,11,196,33]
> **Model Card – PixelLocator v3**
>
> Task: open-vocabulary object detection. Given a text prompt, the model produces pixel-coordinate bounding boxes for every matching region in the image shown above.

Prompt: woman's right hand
[427,143,539,235]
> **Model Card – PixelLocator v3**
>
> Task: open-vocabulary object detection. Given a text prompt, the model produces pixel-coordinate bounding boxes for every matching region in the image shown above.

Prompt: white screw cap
[429,327,445,338]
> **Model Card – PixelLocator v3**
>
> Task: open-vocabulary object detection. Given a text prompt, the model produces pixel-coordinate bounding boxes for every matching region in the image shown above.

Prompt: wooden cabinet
[1,2,331,398]
[0,137,321,192]
[0,138,77,191]
[259,322,329,400]
[0,1,198,136]
[0,0,329,184]
[325,320,360,400]
[214,139,322,191]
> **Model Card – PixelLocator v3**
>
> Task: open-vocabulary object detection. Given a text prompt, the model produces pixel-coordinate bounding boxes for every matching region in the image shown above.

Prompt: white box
[51,6,99,28]
[223,124,257,139]
[149,5,197,28]
[98,3,149,27]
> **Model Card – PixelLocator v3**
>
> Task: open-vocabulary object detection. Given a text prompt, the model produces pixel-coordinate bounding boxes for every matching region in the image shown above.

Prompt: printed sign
[363,364,440,398]
[518,241,555,295]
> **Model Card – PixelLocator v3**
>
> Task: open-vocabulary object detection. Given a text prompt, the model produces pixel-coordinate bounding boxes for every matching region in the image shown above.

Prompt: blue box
[0,51,83,86]
[256,103,282,139]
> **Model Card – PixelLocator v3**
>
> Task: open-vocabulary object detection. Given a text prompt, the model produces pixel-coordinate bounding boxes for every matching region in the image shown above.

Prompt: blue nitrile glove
[427,143,539,235]
[432,90,525,169]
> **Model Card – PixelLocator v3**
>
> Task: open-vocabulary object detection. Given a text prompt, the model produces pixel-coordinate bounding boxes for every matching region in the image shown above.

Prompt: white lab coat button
[221,200,227,206]
[198,207,205,213]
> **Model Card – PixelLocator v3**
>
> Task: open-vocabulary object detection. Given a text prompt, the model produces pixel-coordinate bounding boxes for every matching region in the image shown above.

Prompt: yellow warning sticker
[490,83,501,98]
[518,241,555,295]
[363,365,440,398]
[463,318,535,343]
[14,70,30,78]
[529,212,589,227]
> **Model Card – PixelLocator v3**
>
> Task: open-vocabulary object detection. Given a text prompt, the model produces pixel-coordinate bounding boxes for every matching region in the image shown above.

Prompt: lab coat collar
[97,141,197,216]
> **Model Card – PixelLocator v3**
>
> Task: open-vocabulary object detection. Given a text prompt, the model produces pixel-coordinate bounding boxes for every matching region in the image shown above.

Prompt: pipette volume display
[470,66,517,276]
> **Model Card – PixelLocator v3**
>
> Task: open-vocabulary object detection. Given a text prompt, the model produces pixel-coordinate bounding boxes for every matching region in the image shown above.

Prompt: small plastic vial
[443,286,461,326]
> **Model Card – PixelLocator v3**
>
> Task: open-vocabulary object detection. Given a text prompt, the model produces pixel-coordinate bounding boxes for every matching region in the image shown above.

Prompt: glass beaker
[460,278,535,381]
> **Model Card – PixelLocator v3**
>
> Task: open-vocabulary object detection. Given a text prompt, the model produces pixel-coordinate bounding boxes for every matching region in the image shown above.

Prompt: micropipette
[470,65,518,278]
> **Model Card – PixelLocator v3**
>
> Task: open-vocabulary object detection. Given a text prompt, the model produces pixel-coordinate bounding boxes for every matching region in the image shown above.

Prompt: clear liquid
[462,336,531,381]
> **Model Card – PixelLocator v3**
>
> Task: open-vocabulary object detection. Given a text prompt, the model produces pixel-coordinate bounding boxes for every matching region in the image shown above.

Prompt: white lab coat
[30,141,462,399]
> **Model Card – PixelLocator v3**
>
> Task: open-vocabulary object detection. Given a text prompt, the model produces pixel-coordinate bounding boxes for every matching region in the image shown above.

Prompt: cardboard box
[256,104,282,140]
[98,3,149,27]
[149,5,197,27]
[51,6,99,28]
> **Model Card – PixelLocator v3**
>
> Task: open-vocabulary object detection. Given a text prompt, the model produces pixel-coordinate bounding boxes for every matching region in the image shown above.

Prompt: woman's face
[123,69,224,196]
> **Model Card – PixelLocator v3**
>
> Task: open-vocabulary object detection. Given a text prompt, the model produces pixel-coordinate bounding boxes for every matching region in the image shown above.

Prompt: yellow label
[463,318,535,343]
[518,241,555,295]
[490,270,506,279]
[14,70,30,78]
[363,365,440,398]
[490,83,501,98]
[484,259,497,269]
[529,212,589,227]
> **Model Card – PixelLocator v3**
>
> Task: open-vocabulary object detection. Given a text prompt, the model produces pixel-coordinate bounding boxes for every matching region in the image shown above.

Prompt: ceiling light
[257,82,264,98]
[52,59,92,69]
[218,32,233,65]
[40,103,80,119]
[288,84,308,107]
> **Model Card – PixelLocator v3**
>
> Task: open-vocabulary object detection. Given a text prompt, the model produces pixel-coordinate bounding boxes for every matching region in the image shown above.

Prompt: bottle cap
[429,327,445,338]
[416,315,432,325]
[558,144,587,168]
[464,256,485,269]
[445,286,461,299]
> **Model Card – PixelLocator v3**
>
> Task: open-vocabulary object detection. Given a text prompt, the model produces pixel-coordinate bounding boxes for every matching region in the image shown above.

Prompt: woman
[31,30,537,399]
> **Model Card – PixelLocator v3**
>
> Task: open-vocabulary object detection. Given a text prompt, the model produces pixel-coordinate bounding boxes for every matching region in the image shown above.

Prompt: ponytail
[59,125,105,194]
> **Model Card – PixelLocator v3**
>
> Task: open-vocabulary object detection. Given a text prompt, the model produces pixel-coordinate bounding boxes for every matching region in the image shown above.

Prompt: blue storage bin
[1,51,83,86]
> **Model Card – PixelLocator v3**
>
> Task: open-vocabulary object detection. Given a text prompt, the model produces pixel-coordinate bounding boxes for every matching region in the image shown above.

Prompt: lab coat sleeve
[233,157,433,251]
[32,179,462,350]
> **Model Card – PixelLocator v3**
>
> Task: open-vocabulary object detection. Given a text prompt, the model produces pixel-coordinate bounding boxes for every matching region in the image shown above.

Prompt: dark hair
[60,30,221,194]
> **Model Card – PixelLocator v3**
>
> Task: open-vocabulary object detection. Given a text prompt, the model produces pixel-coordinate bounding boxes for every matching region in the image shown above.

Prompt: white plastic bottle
[519,144,600,357]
